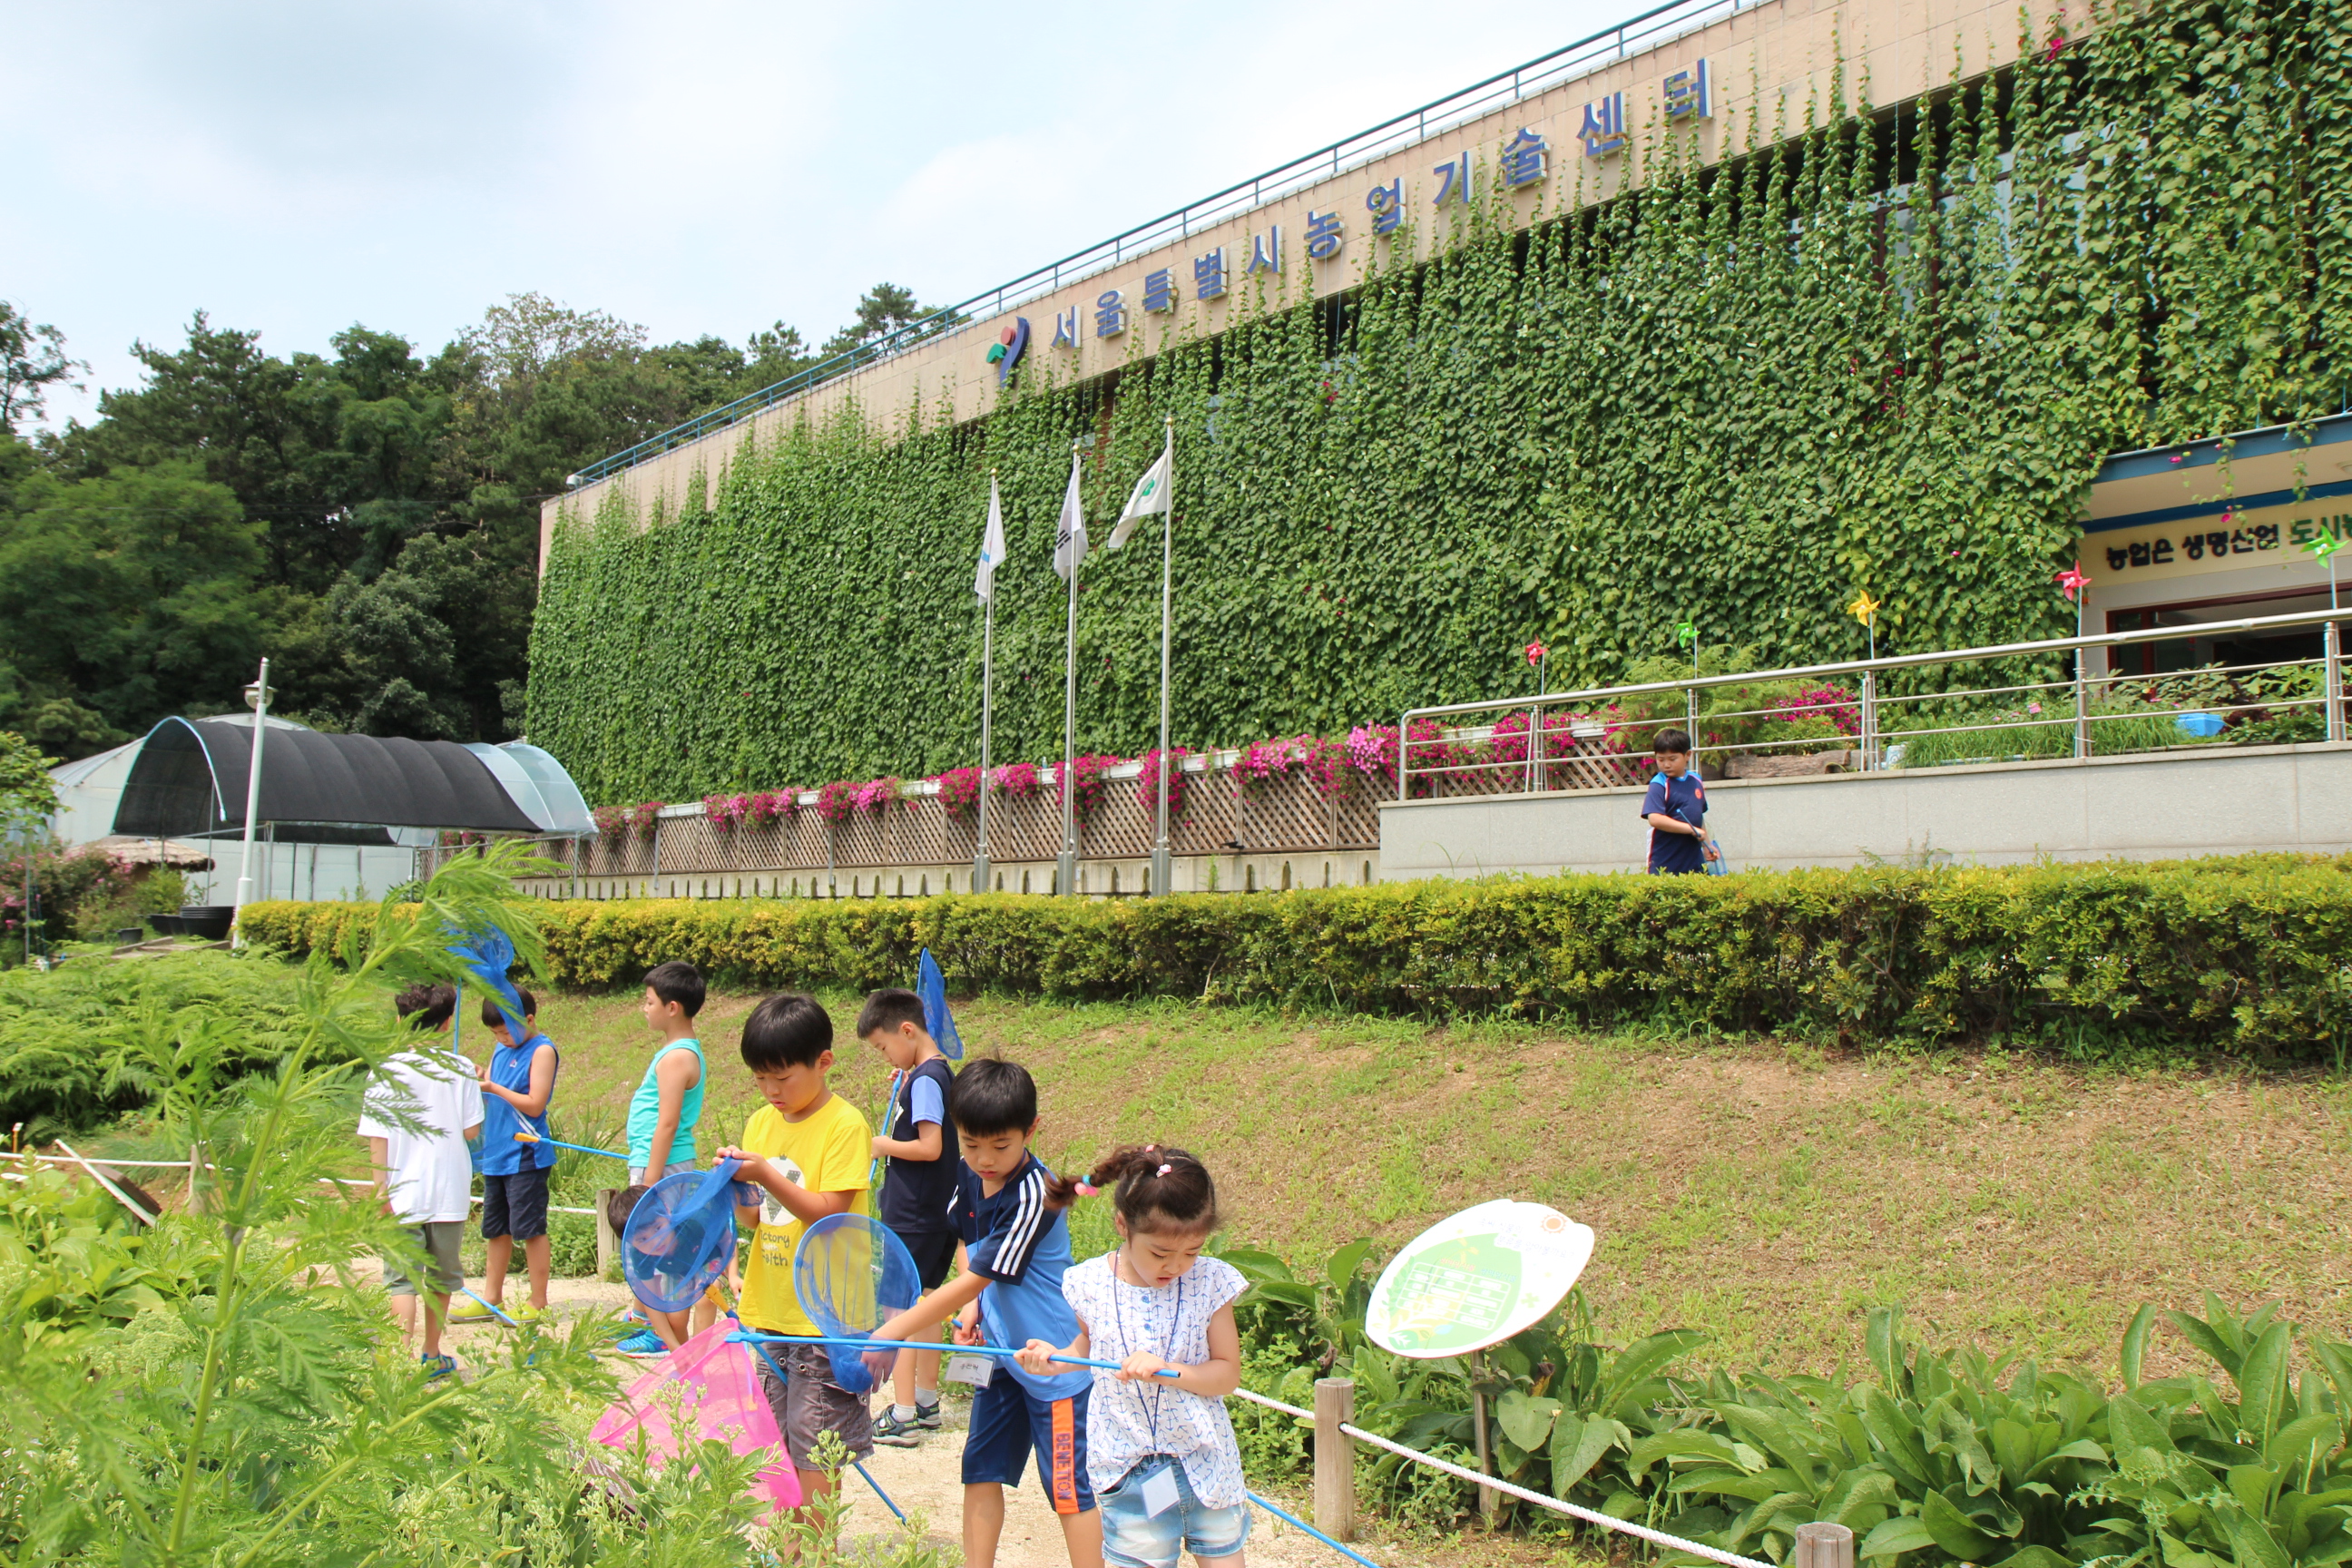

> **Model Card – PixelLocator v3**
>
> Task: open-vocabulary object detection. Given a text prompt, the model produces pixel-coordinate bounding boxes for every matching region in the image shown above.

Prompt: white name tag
[945,1353,995,1387]
[1139,1464,1181,1518]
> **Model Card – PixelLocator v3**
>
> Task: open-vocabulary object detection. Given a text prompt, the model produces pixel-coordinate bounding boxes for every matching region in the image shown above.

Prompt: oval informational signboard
[1364,1200,1596,1358]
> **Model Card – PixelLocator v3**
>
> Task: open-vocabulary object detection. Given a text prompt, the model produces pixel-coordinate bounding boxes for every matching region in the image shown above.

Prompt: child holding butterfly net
[1015,1146,1250,1568]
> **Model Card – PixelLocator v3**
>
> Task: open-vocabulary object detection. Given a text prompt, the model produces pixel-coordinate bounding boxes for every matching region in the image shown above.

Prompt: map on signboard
[1365,1200,1595,1357]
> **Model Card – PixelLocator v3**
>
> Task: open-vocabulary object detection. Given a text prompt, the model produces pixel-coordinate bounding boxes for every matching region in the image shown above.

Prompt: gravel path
[364,1264,1406,1568]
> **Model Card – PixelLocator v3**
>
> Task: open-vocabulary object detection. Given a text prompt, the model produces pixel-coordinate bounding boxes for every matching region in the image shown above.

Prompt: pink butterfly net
[589,1320,803,1514]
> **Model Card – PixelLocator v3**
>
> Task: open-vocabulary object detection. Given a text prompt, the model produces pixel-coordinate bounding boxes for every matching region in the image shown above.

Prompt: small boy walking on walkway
[619,959,708,1355]
[858,986,958,1446]
[867,1057,1102,1568]
[714,993,877,1512]
[453,987,559,1325]
[358,982,483,1381]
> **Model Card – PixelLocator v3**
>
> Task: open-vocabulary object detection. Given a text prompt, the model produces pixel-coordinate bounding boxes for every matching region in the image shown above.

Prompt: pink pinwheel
[1524,641,1548,666]
[2054,562,2091,603]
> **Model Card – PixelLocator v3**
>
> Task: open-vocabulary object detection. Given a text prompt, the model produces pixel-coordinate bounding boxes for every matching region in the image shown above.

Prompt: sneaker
[871,1408,924,1447]
[912,1399,943,1430]
[446,1297,499,1325]
[419,1353,457,1381]
[612,1328,670,1358]
[511,1304,554,1328]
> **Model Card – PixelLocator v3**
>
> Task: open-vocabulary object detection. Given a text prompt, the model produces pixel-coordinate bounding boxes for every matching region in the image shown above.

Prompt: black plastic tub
[176,906,236,941]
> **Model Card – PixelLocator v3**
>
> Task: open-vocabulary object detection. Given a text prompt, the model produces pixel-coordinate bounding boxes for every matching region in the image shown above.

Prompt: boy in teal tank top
[618,960,708,1354]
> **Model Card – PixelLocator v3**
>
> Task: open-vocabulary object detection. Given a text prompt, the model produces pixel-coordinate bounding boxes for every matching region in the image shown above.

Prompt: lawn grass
[524,983,2352,1379]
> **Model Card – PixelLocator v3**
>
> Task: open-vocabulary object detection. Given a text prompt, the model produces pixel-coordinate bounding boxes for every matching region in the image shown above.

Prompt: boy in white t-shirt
[358,982,485,1380]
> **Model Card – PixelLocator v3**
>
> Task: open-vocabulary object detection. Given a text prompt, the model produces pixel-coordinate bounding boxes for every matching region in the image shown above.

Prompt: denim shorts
[1099,1459,1251,1568]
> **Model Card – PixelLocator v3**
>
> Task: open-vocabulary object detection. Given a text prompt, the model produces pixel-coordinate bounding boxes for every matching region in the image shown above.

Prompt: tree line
[0,283,937,758]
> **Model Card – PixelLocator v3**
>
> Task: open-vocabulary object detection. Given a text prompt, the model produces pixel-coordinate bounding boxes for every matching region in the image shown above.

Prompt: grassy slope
[529,985,2352,1377]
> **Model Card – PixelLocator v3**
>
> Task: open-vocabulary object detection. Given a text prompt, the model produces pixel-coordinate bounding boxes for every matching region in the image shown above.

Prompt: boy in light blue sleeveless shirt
[616,960,708,1355]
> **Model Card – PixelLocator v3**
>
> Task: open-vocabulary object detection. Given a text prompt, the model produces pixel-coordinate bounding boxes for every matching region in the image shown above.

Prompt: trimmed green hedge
[243,854,2352,1055]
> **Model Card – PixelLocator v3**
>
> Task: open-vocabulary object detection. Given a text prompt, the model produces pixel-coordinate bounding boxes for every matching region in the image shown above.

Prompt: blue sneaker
[613,1328,669,1358]
[419,1353,456,1381]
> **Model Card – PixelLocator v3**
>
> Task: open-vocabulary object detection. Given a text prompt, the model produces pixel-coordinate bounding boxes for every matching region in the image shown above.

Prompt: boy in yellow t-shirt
[714,993,874,1509]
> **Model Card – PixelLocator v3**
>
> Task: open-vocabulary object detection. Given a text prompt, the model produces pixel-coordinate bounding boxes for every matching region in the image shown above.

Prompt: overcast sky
[6,0,1636,429]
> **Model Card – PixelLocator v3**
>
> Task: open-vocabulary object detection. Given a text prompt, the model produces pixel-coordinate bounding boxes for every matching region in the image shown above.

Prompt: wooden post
[1313,1377,1357,1542]
[1793,1522,1856,1568]
[595,1189,620,1279]
[1471,1385,1500,1524]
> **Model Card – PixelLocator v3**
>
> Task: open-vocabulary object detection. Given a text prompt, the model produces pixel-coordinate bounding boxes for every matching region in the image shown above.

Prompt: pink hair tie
[1156,1163,1172,1178]
[1073,1180,1100,1197]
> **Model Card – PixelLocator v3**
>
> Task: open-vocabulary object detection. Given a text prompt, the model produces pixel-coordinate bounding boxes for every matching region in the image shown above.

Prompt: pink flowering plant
[591,804,629,837]
[745,789,797,827]
[852,777,902,817]
[932,767,984,817]
[1234,735,1346,798]
[1134,748,1192,818]
[628,802,662,839]
[1768,686,1861,737]
[1057,755,1119,819]
[995,762,1042,799]
[814,781,858,825]
[701,793,750,832]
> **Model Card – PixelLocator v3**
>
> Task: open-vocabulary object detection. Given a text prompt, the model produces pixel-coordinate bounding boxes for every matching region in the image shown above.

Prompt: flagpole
[1058,444,1082,897]
[974,471,997,894]
[1150,416,1175,897]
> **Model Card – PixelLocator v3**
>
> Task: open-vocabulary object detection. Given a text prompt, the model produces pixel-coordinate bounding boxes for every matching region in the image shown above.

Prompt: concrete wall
[1377,743,2352,877]
[545,0,2039,563]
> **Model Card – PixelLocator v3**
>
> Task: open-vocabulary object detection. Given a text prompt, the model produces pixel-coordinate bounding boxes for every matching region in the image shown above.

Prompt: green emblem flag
[1107,446,1171,550]
[1365,1200,1596,1358]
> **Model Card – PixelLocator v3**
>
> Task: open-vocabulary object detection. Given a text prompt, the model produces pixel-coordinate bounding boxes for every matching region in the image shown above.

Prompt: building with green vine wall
[529,0,2352,806]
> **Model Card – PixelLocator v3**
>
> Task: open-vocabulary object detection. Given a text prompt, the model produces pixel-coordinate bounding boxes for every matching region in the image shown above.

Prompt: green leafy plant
[0,842,798,1566]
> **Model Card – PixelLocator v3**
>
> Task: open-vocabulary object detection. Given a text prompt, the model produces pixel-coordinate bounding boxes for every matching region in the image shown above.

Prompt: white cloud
[9,0,1632,429]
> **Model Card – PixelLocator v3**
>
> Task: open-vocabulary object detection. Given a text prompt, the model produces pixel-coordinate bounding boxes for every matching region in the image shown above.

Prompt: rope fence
[0,1149,598,1215]
[1230,1384,1814,1568]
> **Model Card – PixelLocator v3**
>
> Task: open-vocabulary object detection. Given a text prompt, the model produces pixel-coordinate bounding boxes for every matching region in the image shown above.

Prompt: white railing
[1400,606,2348,800]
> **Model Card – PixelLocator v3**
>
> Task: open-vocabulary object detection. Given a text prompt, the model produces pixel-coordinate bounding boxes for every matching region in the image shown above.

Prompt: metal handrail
[566,0,1750,489]
[1399,604,2351,800]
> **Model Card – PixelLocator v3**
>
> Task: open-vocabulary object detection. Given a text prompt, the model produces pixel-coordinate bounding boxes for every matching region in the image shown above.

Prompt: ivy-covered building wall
[529,0,2352,804]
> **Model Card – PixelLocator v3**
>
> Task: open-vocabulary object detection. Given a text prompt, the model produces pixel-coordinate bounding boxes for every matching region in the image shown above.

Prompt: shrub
[243,853,2352,1057]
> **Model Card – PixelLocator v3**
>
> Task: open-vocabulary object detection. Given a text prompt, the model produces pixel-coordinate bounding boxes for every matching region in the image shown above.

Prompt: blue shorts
[963,1375,1094,1514]
[1100,1460,1252,1568]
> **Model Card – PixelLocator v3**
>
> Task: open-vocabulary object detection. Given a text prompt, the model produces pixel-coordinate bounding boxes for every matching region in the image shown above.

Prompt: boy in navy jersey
[868,1058,1100,1568]
[1641,728,1720,874]
[858,987,957,1445]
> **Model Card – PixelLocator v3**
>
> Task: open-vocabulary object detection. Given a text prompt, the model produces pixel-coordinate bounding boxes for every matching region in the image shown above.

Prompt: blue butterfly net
[916,947,963,1060]
[622,1160,746,1314]
[793,1213,924,1394]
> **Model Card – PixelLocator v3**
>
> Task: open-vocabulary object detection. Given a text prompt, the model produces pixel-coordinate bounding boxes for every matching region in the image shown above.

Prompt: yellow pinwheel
[1848,591,1880,627]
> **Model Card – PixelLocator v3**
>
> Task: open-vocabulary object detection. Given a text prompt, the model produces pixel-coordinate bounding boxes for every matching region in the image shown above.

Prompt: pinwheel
[2308,527,2344,611]
[1848,591,1881,660]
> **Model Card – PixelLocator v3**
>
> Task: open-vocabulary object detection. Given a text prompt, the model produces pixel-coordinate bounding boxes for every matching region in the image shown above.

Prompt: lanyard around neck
[1110,1256,1183,1449]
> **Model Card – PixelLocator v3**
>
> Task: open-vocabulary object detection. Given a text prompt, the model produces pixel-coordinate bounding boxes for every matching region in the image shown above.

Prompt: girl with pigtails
[1016,1145,1251,1568]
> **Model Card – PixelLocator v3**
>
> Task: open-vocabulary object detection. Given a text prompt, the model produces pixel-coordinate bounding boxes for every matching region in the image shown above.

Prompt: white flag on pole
[1051,454,1087,581]
[975,475,1007,603]
[1106,446,1171,550]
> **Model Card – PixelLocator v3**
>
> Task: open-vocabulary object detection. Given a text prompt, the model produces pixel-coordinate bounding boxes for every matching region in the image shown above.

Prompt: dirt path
[366,1264,1436,1568]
